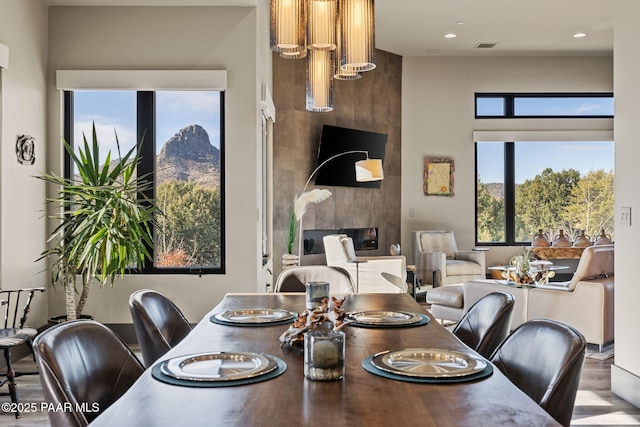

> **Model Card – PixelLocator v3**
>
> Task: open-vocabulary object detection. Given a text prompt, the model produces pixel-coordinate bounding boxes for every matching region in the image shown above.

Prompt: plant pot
[47,314,94,327]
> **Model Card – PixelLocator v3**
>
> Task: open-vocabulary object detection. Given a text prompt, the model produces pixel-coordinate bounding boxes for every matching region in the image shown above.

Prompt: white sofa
[323,234,407,293]
[464,244,614,349]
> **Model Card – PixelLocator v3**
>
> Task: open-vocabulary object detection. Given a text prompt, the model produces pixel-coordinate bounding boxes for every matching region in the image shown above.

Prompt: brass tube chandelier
[270,0,375,112]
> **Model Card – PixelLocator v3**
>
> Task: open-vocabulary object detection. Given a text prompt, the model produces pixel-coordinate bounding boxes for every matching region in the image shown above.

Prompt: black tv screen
[314,125,387,188]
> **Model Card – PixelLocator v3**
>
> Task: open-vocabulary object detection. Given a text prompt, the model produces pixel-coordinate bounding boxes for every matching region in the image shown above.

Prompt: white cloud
[74,120,137,161]
[575,103,603,114]
[156,91,220,114]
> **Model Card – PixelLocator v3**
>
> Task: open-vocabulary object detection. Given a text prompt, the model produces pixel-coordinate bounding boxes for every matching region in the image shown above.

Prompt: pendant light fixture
[306,49,334,112]
[308,0,337,50]
[270,0,375,112]
[340,0,376,72]
[270,0,306,56]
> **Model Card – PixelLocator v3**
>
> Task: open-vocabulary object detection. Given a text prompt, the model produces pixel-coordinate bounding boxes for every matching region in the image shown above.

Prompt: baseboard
[611,363,640,408]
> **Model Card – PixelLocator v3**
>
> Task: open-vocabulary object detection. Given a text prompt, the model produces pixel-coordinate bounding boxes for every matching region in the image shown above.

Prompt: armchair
[411,230,485,288]
[323,234,407,293]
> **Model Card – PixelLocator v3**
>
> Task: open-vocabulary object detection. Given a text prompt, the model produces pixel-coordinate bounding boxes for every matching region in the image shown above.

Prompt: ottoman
[426,285,464,322]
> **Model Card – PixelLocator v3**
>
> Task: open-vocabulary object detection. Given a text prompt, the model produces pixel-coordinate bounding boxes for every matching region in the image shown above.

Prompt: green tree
[156,180,221,267]
[476,178,505,242]
[564,169,614,239]
[515,168,580,241]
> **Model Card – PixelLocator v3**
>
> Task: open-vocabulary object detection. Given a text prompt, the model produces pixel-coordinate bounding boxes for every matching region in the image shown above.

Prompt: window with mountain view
[67,90,225,274]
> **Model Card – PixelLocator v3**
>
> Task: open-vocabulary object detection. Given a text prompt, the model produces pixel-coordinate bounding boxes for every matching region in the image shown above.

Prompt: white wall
[611,0,640,408]
[46,6,264,323]
[401,56,613,267]
[0,0,49,327]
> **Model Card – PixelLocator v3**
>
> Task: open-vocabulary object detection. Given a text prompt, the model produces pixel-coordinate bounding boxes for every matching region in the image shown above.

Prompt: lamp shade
[308,0,337,50]
[340,0,376,72]
[333,5,362,80]
[355,158,384,182]
[306,49,334,112]
[270,0,307,55]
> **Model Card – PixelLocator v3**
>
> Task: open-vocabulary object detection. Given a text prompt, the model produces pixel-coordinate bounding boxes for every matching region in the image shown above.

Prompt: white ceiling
[40,0,615,57]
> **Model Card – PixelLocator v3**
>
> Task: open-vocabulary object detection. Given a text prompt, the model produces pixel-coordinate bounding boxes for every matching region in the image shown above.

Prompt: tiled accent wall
[272,49,402,278]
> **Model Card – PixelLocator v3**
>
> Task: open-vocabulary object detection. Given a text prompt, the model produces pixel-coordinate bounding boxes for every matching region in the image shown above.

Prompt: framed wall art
[423,157,454,196]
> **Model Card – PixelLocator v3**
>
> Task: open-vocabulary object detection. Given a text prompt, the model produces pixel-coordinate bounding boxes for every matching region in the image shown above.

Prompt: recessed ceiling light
[573,33,587,38]
[444,33,457,39]
[456,21,464,25]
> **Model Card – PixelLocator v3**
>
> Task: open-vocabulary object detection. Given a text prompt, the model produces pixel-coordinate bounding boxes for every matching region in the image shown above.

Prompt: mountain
[485,182,504,199]
[156,124,220,189]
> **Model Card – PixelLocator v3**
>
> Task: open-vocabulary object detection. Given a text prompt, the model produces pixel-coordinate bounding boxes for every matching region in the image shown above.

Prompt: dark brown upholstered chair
[33,320,144,427]
[0,287,45,418]
[490,318,587,427]
[274,265,355,293]
[129,289,192,367]
[452,291,514,358]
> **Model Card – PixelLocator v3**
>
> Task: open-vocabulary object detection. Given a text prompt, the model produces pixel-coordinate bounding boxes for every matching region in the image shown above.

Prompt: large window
[476,139,614,245]
[65,90,225,274]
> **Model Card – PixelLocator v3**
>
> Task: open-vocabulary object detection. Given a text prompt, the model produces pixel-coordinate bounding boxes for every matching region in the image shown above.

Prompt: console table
[530,246,586,260]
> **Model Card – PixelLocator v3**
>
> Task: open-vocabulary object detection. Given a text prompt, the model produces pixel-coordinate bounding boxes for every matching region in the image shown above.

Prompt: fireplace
[303,227,378,255]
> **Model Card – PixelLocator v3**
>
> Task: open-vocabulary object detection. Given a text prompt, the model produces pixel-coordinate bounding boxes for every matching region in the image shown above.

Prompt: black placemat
[209,313,295,327]
[151,354,287,388]
[347,313,430,329]
[362,354,493,383]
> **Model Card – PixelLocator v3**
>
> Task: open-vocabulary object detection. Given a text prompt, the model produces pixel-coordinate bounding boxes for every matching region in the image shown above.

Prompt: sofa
[464,244,614,349]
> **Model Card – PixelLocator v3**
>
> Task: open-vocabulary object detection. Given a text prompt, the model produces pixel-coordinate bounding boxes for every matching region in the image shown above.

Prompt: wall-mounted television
[314,125,387,188]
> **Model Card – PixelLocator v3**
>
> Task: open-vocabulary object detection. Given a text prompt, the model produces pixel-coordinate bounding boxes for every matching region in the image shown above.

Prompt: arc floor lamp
[294,150,384,262]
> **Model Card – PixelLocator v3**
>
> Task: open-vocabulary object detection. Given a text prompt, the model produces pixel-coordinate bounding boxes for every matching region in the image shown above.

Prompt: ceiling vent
[475,42,498,49]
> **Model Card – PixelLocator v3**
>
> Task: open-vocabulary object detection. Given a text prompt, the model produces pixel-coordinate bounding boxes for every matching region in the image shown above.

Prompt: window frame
[475,92,614,119]
[63,89,226,275]
[474,86,614,247]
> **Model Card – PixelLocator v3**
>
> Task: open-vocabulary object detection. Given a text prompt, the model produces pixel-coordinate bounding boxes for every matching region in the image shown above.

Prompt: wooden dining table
[90,293,560,427]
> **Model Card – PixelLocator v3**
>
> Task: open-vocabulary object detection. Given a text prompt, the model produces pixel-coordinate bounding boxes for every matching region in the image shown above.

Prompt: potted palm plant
[36,123,158,321]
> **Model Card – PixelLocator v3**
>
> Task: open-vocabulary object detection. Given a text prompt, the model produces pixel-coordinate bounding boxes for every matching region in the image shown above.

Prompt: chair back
[453,291,514,358]
[129,289,192,367]
[490,318,587,427]
[412,230,458,259]
[274,265,355,293]
[0,287,45,329]
[33,320,144,427]
[323,234,351,266]
[565,244,615,291]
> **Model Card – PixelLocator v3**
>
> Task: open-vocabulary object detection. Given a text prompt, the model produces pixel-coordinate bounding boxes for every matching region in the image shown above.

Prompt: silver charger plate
[214,308,294,324]
[371,348,487,378]
[346,310,423,326]
[160,352,278,382]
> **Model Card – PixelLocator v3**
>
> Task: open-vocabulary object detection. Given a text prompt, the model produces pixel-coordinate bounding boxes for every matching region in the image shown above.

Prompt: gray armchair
[411,230,485,288]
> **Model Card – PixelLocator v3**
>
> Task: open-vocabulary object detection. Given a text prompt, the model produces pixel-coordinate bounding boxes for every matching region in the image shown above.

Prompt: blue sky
[476,96,614,183]
[73,91,221,162]
[477,141,614,183]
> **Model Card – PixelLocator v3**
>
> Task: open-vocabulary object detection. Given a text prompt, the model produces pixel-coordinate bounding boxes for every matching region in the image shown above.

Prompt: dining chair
[129,289,193,367]
[490,318,587,427]
[274,265,355,293]
[452,291,514,358]
[0,286,46,418]
[33,319,144,427]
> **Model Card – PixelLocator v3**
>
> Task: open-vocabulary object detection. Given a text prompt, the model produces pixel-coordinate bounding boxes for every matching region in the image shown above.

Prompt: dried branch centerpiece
[280,284,348,381]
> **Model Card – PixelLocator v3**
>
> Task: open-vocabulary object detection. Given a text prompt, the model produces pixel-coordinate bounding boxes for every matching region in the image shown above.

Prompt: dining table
[89,292,560,427]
